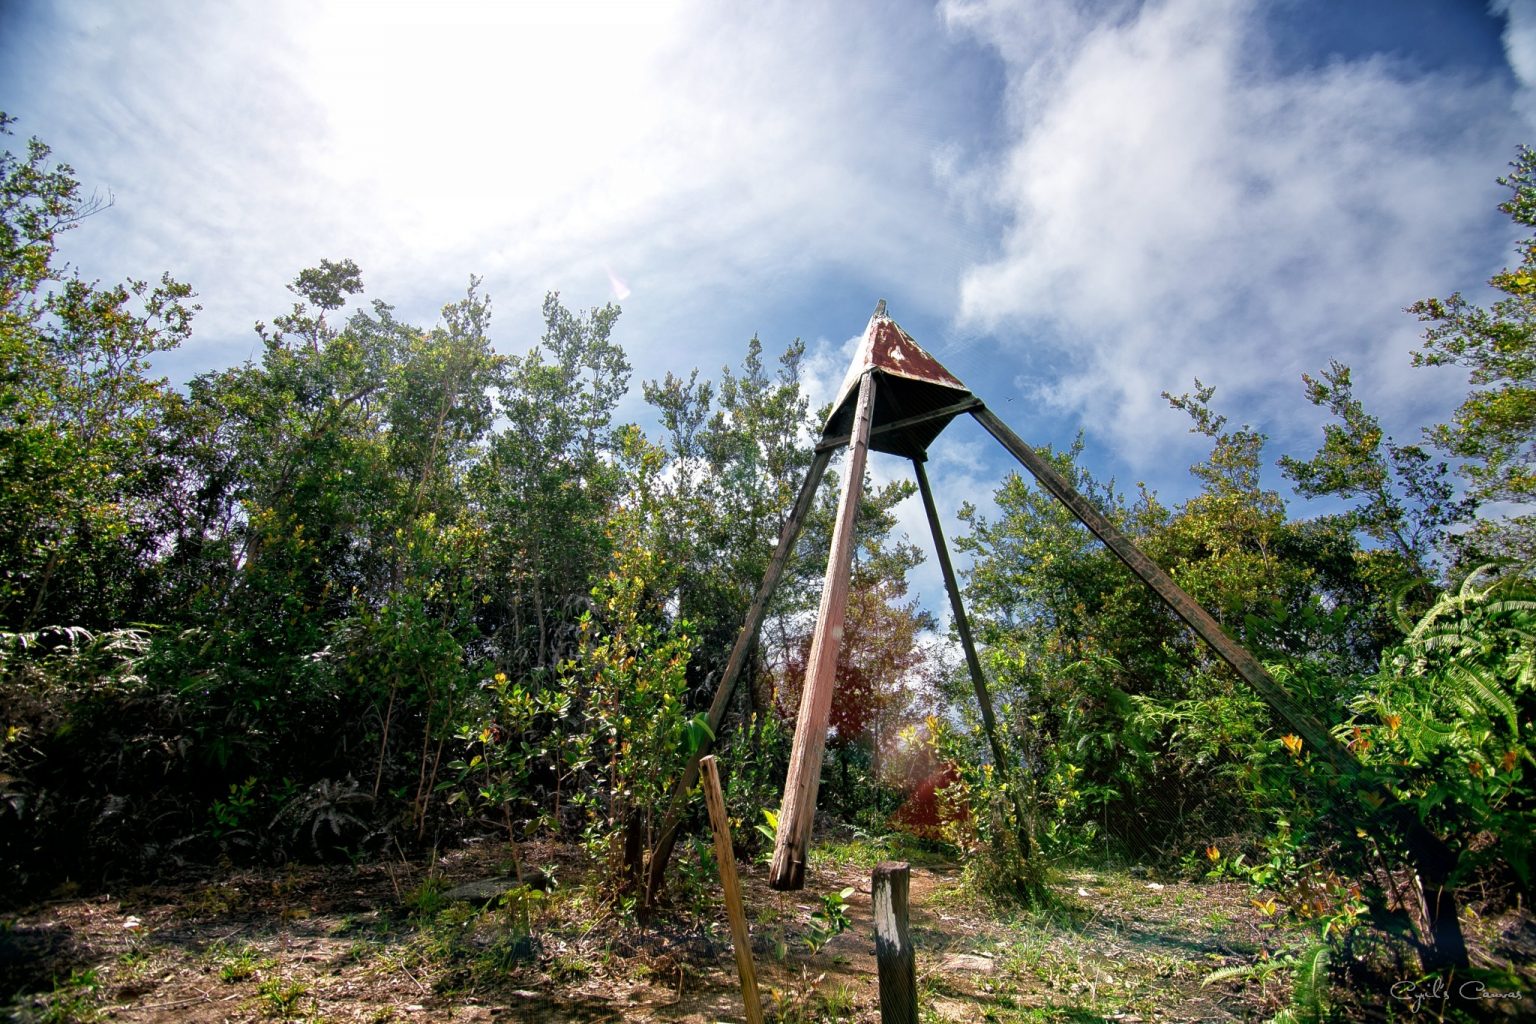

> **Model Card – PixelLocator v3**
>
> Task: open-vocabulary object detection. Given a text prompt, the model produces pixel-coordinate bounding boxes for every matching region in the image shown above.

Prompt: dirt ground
[3,836,1531,1023]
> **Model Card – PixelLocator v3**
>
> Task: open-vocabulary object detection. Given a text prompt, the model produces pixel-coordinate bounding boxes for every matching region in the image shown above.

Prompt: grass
[4,836,1423,1024]
[808,827,954,871]
[256,976,312,1018]
[766,968,859,1024]
[25,968,104,1024]
[112,944,155,981]
[210,941,279,982]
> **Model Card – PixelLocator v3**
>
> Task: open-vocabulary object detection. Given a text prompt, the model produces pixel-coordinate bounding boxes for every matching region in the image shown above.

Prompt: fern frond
[1407,565,1499,645]
[1459,564,1500,600]
[1290,940,1331,1021]
[0,625,97,657]
[1446,664,1520,735]
[1201,962,1263,987]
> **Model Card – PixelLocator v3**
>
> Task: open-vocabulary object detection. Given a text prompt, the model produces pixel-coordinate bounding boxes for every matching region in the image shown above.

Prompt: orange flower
[1205,845,1221,863]
[1502,750,1519,773]
[1348,727,1372,754]
[1383,714,1401,733]
[1469,760,1484,778]
[1281,734,1304,757]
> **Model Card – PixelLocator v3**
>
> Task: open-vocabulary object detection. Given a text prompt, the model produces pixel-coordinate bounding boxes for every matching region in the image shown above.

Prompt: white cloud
[3,0,996,389]
[7,0,1529,509]
[945,0,1523,468]
[1495,0,1536,127]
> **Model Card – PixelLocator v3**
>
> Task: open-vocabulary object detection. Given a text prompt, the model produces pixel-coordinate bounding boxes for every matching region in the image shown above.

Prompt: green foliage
[1,113,196,630]
[560,534,700,899]
[269,776,374,859]
[6,967,103,1024]
[957,425,1264,866]
[804,885,855,954]
[1202,932,1333,1024]
[255,976,311,1019]
[475,293,628,677]
[1197,566,1533,1004]
[0,625,162,886]
[1409,146,1536,563]
[1344,568,1535,895]
[1279,360,1471,583]
[766,967,855,1024]
[213,944,277,983]
[209,776,259,837]
[925,712,1044,904]
[643,336,814,685]
[725,716,792,860]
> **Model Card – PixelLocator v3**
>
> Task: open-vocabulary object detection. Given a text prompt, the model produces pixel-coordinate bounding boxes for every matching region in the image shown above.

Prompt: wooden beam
[770,371,877,890]
[701,756,765,1024]
[969,404,1467,970]
[912,459,1034,867]
[873,862,916,1024]
[972,406,1343,758]
[816,395,982,453]
[644,447,834,906]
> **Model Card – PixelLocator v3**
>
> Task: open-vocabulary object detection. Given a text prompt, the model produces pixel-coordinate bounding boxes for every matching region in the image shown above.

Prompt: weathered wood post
[912,457,1036,877]
[643,447,833,907]
[873,862,916,1024]
[701,755,764,1024]
[769,370,877,890]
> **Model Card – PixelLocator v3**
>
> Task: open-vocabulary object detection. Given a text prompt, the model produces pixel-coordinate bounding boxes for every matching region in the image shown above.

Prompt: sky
[2,0,1534,616]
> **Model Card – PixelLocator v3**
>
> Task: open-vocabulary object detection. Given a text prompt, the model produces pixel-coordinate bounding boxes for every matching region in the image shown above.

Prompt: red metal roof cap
[821,302,974,458]
[826,302,969,425]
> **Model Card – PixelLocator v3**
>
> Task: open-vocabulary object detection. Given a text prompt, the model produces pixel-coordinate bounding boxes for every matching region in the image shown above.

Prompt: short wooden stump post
[873,861,915,1024]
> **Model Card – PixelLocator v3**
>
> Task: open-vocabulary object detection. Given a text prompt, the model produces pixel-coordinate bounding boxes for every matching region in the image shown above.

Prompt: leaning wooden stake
[643,447,833,907]
[700,756,764,1024]
[771,370,878,890]
[873,862,916,1024]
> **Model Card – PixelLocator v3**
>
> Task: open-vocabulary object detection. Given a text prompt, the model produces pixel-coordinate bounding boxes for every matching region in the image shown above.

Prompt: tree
[1410,146,1536,563]
[146,264,503,834]
[643,336,816,718]
[951,388,1398,868]
[1278,361,1473,628]
[473,294,629,675]
[0,112,196,629]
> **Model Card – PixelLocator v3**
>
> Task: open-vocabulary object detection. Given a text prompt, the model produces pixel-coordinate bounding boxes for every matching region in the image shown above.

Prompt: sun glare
[297,1,685,220]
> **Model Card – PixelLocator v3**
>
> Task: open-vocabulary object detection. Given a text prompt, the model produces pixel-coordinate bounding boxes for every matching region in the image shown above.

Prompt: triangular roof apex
[826,302,968,426]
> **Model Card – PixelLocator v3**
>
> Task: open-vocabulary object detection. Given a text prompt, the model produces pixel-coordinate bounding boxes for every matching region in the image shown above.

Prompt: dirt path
[0,841,1340,1023]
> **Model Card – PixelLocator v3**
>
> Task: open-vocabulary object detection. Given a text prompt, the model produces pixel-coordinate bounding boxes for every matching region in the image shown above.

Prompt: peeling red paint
[868,318,965,390]
[826,304,972,431]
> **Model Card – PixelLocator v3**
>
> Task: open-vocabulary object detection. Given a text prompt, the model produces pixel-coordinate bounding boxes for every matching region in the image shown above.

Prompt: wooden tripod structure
[648,302,1467,970]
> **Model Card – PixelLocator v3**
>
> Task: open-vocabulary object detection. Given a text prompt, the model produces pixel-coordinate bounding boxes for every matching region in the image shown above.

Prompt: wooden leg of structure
[969,405,1468,970]
[911,459,1034,867]
[643,447,833,907]
[701,756,764,1024]
[770,371,877,890]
